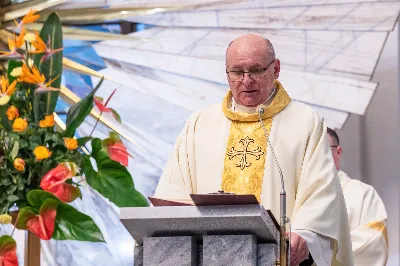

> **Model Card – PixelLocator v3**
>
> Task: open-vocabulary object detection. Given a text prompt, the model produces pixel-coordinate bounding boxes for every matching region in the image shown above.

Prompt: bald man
[155,34,353,266]
[327,128,388,266]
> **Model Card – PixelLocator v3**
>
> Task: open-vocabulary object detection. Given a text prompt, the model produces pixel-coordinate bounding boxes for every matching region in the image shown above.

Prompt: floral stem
[89,111,103,137]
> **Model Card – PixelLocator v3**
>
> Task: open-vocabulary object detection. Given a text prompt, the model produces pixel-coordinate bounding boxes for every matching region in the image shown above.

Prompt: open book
[149,193,259,207]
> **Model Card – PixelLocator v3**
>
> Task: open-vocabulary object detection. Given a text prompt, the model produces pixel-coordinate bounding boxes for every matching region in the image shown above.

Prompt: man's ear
[274,59,281,79]
[337,146,343,157]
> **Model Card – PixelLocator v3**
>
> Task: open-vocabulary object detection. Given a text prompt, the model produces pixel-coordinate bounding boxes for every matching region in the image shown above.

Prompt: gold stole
[221,80,291,202]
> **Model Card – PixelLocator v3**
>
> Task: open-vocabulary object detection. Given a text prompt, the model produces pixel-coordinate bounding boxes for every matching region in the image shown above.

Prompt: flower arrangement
[0,10,148,264]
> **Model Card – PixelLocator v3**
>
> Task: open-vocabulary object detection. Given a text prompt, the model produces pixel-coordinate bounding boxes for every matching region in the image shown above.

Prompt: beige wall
[338,24,400,265]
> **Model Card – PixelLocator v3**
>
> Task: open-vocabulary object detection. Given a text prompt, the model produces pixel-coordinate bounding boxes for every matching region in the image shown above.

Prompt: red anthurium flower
[108,143,130,166]
[0,235,18,266]
[40,162,80,203]
[103,132,133,166]
[94,89,121,123]
[17,199,58,240]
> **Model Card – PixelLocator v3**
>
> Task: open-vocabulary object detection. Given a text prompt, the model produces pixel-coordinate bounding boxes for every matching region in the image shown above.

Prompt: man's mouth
[242,90,258,94]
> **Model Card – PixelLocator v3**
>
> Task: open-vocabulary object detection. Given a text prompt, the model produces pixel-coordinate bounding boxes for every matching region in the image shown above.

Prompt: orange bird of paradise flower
[14,9,40,29]
[0,28,26,58]
[0,76,18,106]
[30,31,63,62]
[19,64,60,93]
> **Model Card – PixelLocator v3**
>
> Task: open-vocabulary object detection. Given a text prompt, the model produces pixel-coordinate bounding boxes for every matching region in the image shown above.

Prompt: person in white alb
[327,127,388,266]
[154,34,354,266]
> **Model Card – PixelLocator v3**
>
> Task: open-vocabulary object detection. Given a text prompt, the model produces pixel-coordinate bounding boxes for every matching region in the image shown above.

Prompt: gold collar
[222,80,291,122]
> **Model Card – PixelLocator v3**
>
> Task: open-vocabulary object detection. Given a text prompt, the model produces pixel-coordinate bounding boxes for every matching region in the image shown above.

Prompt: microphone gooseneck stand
[258,107,290,266]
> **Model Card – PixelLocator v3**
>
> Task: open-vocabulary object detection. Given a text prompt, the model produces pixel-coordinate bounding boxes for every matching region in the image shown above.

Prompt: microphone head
[257,104,268,115]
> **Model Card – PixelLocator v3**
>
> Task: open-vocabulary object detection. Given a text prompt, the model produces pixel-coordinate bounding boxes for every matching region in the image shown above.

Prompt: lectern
[120,197,281,266]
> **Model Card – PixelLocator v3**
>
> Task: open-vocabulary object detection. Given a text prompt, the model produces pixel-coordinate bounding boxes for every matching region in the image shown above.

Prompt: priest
[327,128,388,266]
[154,34,353,266]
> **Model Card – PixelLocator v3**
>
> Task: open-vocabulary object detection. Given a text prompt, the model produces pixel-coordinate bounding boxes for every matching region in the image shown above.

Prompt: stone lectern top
[120,203,279,246]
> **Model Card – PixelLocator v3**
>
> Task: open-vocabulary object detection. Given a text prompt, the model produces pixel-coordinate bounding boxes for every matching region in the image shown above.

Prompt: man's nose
[242,73,254,85]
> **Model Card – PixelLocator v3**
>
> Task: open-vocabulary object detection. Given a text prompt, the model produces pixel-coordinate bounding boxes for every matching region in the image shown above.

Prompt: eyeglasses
[226,59,275,82]
[330,146,338,148]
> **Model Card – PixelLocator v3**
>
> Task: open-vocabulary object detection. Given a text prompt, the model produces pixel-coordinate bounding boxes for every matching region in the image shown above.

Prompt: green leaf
[34,12,63,116]
[64,77,104,138]
[28,134,42,150]
[10,141,19,160]
[44,132,60,144]
[27,190,58,208]
[52,203,105,242]
[19,139,28,149]
[0,105,12,131]
[16,206,38,229]
[108,131,122,142]
[82,139,149,208]
[7,194,19,203]
[77,137,92,147]
[0,178,11,186]
[90,138,108,162]
[109,108,121,123]
[7,60,23,83]
[24,190,103,242]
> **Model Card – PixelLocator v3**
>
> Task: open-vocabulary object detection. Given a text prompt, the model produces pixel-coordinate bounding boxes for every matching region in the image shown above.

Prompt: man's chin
[239,98,261,107]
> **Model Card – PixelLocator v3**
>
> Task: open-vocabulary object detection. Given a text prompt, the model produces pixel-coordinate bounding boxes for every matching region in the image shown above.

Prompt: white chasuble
[339,171,388,266]
[155,80,354,266]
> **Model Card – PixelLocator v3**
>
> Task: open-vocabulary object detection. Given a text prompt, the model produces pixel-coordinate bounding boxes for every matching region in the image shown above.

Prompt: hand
[285,232,309,266]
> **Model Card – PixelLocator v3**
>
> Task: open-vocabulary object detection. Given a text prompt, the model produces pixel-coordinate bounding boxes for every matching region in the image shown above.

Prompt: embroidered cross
[227,136,264,170]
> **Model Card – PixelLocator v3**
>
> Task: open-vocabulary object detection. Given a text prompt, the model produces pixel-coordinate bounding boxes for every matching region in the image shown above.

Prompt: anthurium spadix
[40,162,81,203]
[17,198,58,240]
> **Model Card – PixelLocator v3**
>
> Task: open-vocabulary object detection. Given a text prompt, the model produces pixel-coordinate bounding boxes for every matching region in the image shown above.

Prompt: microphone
[258,106,290,266]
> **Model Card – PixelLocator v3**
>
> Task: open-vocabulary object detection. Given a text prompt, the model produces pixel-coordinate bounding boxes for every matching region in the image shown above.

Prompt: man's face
[226,42,280,107]
[328,134,342,170]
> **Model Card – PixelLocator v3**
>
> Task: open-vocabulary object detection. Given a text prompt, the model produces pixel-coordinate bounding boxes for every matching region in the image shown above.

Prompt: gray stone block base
[134,246,143,266]
[143,236,197,266]
[257,244,278,266]
[203,235,257,266]
[134,236,278,266]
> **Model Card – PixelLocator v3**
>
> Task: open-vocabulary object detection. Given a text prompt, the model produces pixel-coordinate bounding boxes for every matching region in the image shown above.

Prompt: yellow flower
[14,9,40,29]
[33,146,51,161]
[10,67,22,77]
[0,214,12,224]
[6,105,19,120]
[39,114,55,128]
[0,28,26,57]
[14,158,25,172]
[64,138,78,151]
[12,117,28,132]
[24,32,36,42]
[19,64,45,85]
[28,58,34,68]
[0,76,17,106]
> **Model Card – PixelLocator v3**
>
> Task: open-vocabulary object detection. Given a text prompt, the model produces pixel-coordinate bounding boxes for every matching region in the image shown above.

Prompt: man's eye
[250,69,263,73]
[231,71,243,75]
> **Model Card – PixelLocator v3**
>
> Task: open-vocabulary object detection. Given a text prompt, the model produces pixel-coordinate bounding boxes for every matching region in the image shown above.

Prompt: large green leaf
[34,12,63,116]
[27,190,58,208]
[0,105,11,131]
[26,190,104,242]
[77,137,92,147]
[64,77,104,138]
[52,202,104,242]
[10,141,19,160]
[82,138,149,207]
